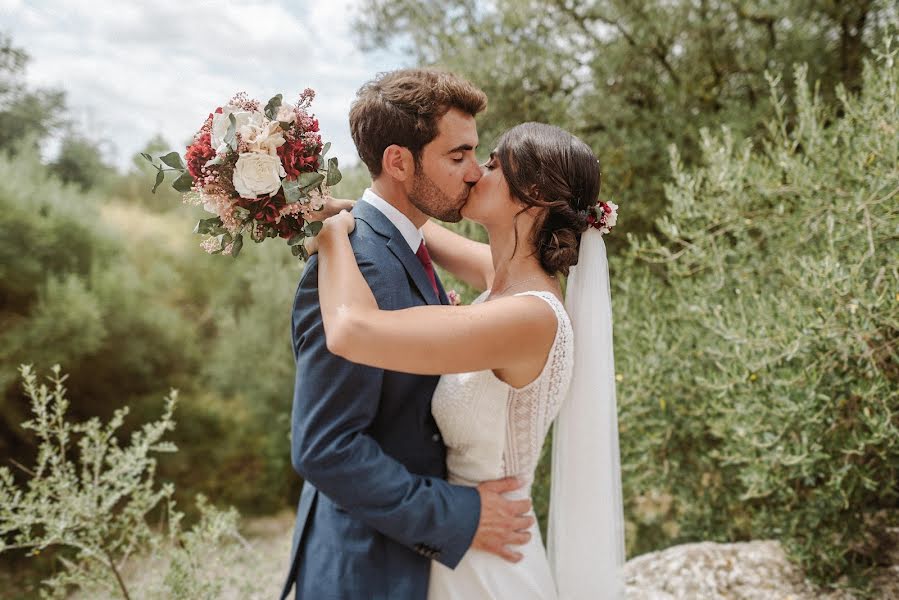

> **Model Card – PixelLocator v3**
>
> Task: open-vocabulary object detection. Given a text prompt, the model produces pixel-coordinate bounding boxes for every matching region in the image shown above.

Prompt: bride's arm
[421,220,494,291]
[314,212,555,375]
[319,197,495,291]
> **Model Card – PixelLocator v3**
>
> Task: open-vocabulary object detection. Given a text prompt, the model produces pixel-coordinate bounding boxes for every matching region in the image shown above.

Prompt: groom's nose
[464,158,482,184]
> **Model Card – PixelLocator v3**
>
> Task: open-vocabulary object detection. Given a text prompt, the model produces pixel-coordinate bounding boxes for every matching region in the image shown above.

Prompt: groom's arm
[290,247,480,568]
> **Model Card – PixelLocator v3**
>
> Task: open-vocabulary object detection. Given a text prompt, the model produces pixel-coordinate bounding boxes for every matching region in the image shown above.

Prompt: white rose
[241,120,286,156]
[604,202,619,228]
[276,104,296,124]
[232,152,286,198]
[211,106,264,152]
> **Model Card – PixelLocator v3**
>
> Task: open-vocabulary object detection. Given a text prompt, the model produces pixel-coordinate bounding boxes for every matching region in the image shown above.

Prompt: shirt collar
[360,188,424,252]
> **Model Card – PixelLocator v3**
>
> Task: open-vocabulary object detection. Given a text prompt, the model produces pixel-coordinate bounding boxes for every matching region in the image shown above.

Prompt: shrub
[0,365,257,599]
[614,39,898,588]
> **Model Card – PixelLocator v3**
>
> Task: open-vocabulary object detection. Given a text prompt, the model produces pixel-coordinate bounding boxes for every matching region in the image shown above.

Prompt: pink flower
[447,290,461,306]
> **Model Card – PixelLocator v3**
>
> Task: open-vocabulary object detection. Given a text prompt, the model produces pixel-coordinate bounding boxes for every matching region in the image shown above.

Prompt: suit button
[432,433,441,442]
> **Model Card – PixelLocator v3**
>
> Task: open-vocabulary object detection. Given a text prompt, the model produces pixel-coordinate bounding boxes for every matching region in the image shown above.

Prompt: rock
[624,539,898,600]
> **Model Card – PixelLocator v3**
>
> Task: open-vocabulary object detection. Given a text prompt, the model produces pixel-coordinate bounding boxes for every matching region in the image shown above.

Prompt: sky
[1,0,407,171]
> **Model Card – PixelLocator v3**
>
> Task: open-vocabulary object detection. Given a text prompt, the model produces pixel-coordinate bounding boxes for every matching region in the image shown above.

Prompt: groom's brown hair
[350,68,487,177]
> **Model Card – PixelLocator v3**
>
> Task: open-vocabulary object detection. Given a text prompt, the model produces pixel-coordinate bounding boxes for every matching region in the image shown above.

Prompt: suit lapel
[434,270,449,305]
[353,201,441,306]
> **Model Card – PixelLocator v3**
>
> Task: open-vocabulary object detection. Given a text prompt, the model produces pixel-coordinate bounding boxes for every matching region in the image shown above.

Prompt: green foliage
[0,366,257,600]
[357,0,892,242]
[613,42,898,588]
[0,35,67,156]
[0,144,301,517]
[48,134,115,192]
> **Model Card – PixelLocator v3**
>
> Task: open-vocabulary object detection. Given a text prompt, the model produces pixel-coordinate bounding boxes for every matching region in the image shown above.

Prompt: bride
[309,122,625,599]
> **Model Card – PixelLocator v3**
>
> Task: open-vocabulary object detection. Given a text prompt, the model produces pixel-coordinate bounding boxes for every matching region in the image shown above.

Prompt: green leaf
[172,171,194,193]
[291,244,308,260]
[151,170,164,193]
[224,113,237,151]
[298,171,325,192]
[264,94,283,120]
[230,233,244,258]
[304,221,323,237]
[326,157,342,186]
[204,155,224,168]
[320,142,331,158]
[160,151,185,170]
[282,179,303,203]
[209,233,227,254]
[194,216,224,235]
[279,121,293,131]
[141,152,153,163]
[233,206,251,221]
[288,233,305,246]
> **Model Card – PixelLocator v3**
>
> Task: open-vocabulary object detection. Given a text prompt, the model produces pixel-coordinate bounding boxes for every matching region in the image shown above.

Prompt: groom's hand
[472,477,535,563]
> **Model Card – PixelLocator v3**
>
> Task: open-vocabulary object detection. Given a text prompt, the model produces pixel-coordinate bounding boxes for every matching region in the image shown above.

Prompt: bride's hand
[305,196,355,222]
[304,210,355,256]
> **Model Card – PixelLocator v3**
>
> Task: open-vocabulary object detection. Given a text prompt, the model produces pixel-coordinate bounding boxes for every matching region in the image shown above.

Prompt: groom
[281,69,533,600]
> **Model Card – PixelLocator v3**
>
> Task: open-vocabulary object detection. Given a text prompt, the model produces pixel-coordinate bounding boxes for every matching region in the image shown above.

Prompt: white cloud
[4,0,406,170]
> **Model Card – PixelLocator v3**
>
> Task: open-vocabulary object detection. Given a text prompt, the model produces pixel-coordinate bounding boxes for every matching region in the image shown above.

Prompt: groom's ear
[381,144,415,183]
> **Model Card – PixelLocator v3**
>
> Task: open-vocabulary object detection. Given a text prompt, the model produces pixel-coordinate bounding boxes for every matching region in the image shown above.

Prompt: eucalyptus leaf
[172,171,194,193]
[304,221,323,237]
[288,233,304,246]
[233,206,251,221]
[210,233,227,254]
[194,216,224,235]
[204,155,224,168]
[282,179,303,203]
[141,152,153,163]
[298,171,325,193]
[326,157,342,186]
[264,94,283,120]
[320,142,331,158]
[160,151,185,170]
[230,233,244,258]
[151,170,164,193]
[292,244,308,260]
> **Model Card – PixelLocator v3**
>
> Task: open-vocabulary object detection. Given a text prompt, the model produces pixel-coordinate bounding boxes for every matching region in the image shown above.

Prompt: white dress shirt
[360,188,424,252]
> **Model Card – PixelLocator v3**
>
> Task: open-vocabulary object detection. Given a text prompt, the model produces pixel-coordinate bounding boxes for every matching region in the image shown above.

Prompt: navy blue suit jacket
[281,200,481,600]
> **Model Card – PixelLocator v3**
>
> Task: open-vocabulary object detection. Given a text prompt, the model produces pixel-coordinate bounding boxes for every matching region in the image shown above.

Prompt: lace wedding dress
[428,290,574,600]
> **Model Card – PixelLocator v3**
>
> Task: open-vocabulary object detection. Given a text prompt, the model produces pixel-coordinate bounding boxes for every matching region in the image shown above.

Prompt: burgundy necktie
[415,240,440,300]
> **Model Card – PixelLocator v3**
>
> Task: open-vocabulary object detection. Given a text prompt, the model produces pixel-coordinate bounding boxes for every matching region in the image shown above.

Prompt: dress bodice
[431,290,574,490]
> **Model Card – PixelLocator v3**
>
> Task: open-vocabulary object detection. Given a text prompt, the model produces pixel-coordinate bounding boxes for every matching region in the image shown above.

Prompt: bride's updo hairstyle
[495,122,600,276]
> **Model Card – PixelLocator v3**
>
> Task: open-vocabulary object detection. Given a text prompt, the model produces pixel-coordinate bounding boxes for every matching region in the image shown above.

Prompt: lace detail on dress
[431,290,574,491]
[501,292,574,485]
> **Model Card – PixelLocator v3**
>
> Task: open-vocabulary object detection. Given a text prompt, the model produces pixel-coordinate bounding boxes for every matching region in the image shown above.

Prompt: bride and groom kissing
[281,68,624,600]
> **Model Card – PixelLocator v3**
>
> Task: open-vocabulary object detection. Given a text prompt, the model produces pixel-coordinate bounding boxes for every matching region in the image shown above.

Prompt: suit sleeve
[289,249,481,568]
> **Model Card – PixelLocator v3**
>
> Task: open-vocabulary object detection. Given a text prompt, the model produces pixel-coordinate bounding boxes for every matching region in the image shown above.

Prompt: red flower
[185,132,216,179]
[236,195,283,224]
[278,138,320,180]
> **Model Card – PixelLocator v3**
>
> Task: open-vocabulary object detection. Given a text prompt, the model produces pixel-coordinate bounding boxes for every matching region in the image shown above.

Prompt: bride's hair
[495,122,601,275]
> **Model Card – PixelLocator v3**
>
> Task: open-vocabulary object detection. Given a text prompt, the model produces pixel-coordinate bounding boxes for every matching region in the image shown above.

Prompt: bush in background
[613,41,898,588]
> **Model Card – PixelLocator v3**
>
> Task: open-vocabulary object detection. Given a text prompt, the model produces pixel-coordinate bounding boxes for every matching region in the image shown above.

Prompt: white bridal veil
[547,227,626,599]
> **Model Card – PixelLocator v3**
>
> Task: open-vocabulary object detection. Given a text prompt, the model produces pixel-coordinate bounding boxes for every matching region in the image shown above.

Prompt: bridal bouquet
[144,89,340,258]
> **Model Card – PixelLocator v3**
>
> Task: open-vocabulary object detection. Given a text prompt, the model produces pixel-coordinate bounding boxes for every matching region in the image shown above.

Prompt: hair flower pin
[585,200,619,235]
